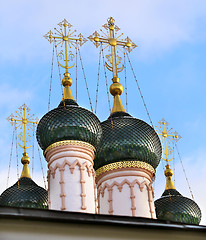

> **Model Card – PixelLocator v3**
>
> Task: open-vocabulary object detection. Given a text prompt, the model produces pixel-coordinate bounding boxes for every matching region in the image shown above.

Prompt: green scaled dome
[36,99,102,151]
[95,112,162,170]
[155,189,201,225]
[0,177,48,209]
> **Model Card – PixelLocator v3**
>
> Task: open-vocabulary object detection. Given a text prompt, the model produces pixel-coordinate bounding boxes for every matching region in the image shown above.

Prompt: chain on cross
[156,118,182,165]
[88,17,137,82]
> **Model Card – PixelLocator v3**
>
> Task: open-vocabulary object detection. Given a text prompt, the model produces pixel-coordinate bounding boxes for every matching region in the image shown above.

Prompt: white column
[46,140,97,213]
[96,164,156,218]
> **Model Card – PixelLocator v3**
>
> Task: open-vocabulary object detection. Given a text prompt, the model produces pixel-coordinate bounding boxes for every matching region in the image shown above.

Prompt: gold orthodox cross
[7,104,38,178]
[156,118,181,165]
[44,19,87,73]
[44,19,87,100]
[88,17,137,114]
[88,17,137,81]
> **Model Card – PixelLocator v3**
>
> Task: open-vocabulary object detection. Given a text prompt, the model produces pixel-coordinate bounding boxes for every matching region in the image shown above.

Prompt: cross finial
[7,104,38,178]
[88,17,137,114]
[44,19,87,101]
[156,118,182,190]
[107,17,115,26]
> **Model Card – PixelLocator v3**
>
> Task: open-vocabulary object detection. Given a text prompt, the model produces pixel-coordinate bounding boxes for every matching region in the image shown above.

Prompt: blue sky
[0,0,206,224]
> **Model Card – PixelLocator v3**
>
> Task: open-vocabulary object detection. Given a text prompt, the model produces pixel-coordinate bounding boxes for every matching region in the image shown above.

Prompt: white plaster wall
[47,145,96,213]
[50,169,61,209]
[97,170,155,218]
[64,164,82,211]
[99,189,109,214]
[84,169,96,213]
[112,184,131,215]
[134,184,151,218]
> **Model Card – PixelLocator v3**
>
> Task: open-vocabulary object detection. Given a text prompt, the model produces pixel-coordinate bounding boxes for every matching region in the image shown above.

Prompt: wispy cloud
[0,0,206,63]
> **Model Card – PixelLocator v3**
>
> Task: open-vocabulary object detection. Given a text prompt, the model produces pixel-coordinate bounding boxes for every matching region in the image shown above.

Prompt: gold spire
[88,17,137,114]
[164,164,175,190]
[44,19,87,101]
[156,119,181,190]
[7,104,38,179]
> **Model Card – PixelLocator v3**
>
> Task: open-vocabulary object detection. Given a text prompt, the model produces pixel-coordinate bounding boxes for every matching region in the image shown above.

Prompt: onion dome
[0,153,48,209]
[36,98,102,152]
[95,111,162,171]
[0,177,48,209]
[155,165,201,225]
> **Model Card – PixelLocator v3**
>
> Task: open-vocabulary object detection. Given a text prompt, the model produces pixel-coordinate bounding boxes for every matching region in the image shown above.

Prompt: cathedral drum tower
[89,17,162,218]
[36,20,102,213]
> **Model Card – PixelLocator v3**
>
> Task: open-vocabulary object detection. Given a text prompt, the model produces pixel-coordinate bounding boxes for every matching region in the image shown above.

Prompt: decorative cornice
[95,161,155,177]
[45,140,96,155]
[96,170,153,187]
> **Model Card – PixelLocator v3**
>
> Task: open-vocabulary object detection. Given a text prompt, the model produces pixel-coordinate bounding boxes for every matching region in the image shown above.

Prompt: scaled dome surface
[36,99,102,151]
[95,112,162,170]
[0,177,48,209]
[155,189,201,225]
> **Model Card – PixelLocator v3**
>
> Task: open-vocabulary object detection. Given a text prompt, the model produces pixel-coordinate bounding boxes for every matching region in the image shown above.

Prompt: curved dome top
[0,177,48,209]
[94,112,162,170]
[155,189,201,225]
[36,99,102,151]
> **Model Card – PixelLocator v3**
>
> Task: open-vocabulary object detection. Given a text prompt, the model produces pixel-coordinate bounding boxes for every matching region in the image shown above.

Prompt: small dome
[95,112,162,170]
[36,99,102,151]
[155,189,201,225]
[0,177,48,209]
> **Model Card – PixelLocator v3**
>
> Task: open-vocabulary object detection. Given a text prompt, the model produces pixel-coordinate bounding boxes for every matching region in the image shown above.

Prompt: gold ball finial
[94,37,100,42]
[22,119,27,124]
[126,42,131,47]
[62,72,72,87]
[164,165,173,177]
[63,36,69,41]
[21,152,30,165]
[110,82,123,96]
[109,38,117,46]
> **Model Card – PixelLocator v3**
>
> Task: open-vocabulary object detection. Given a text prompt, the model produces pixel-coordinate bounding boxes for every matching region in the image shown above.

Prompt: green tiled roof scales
[36,99,102,151]
[155,189,202,225]
[95,112,162,170]
[0,177,48,209]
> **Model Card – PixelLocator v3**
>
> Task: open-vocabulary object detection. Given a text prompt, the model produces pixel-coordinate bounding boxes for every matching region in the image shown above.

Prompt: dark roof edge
[0,206,205,232]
